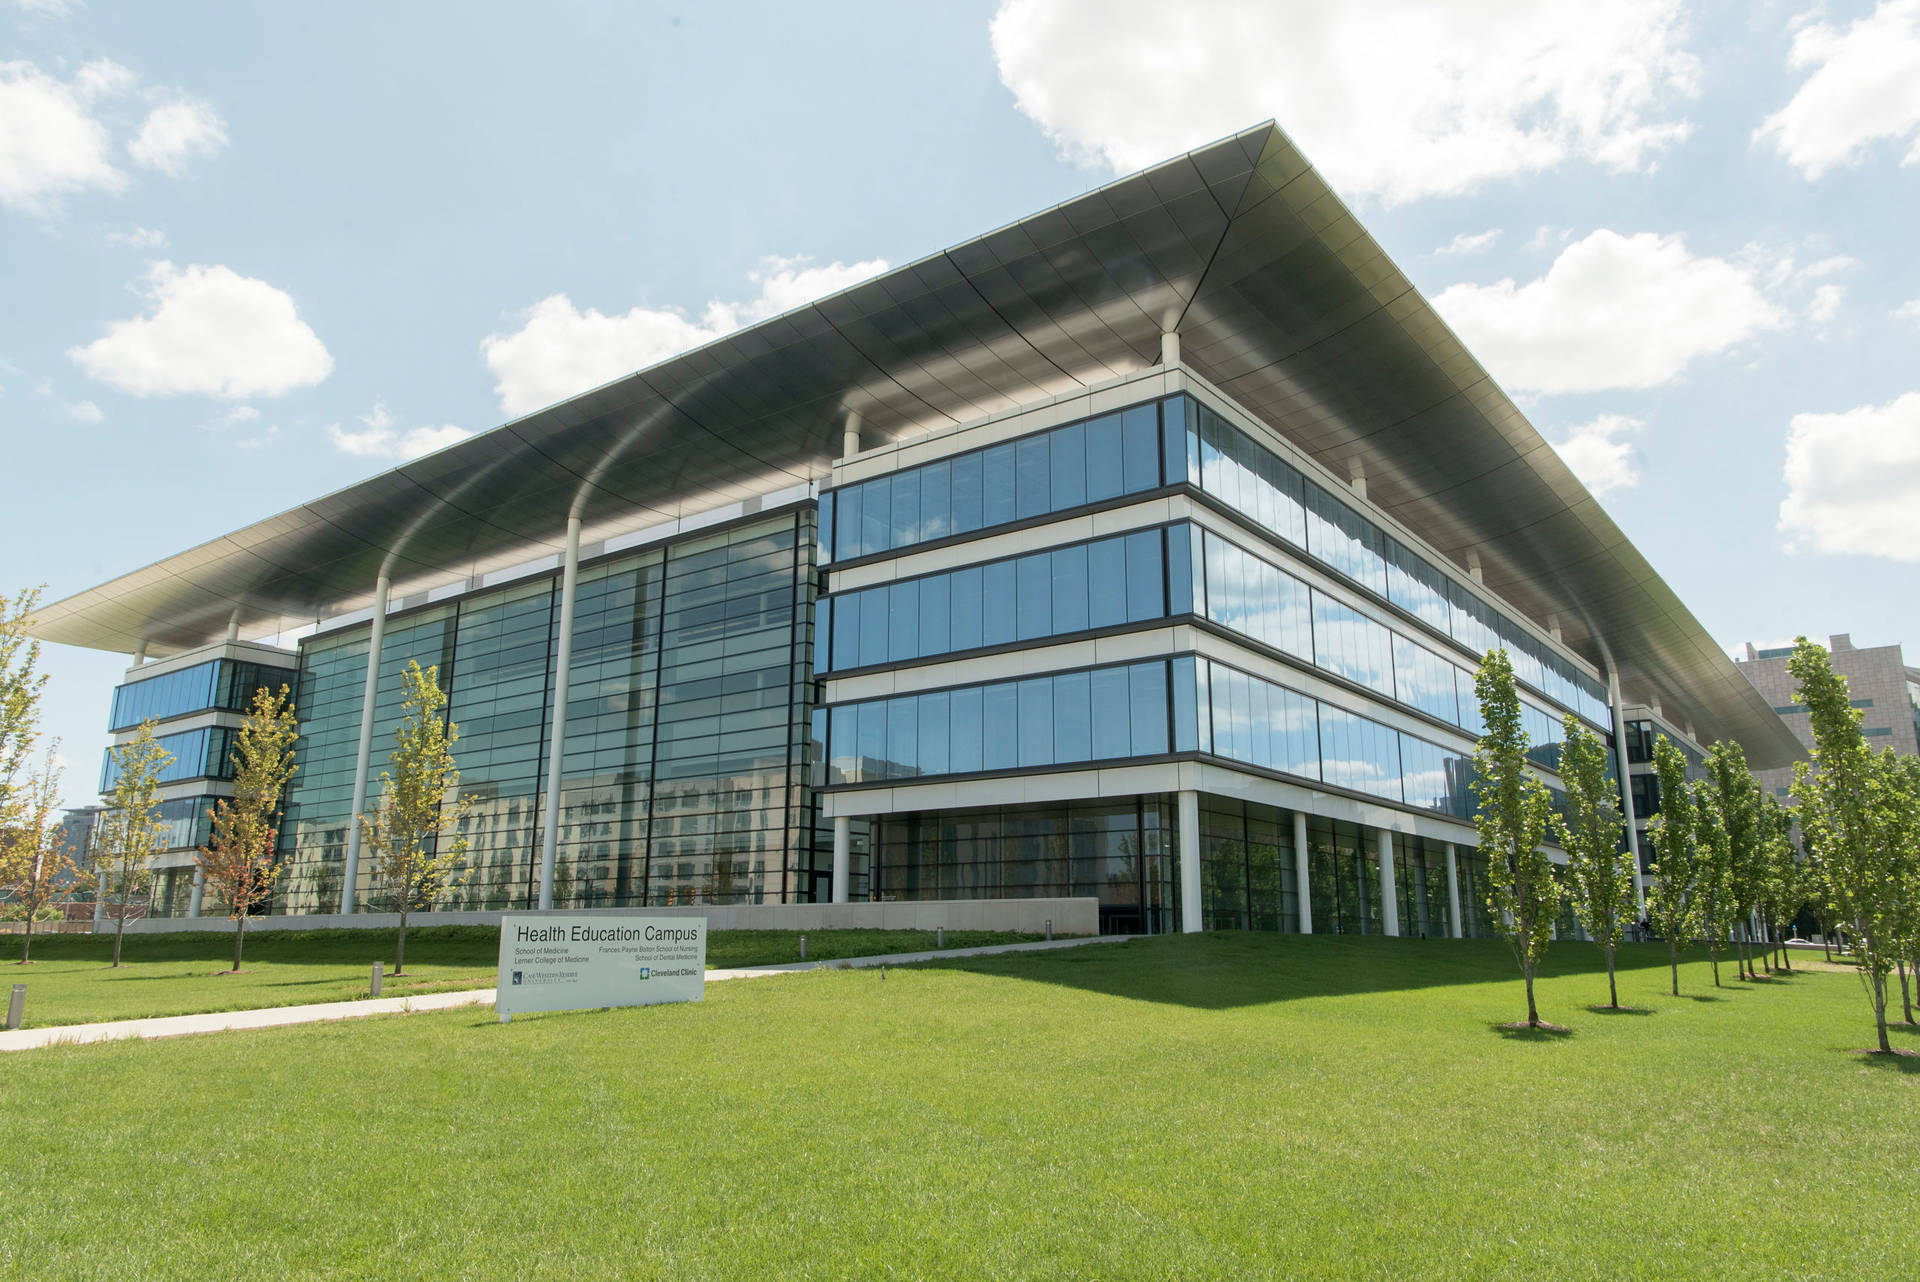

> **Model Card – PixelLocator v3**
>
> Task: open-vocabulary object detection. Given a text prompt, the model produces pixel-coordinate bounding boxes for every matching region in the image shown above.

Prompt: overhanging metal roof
[28,122,1803,769]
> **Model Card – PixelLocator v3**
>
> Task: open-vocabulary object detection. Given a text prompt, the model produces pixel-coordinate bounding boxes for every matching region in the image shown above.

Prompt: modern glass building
[31,122,1801,933]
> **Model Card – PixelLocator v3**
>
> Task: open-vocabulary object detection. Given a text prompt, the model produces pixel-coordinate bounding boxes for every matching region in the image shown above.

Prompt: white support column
[1178,789,1202,933]
[831,816,851,904]
[188,867,205,918]
[1608,669,1646,910]
[339,574,390,915]
[1160,330,1180,366]
[1445,842,1463,939]
[133,639,148,665]
[537,515,582,911]
[225,610,240,643]
[842,408,863,460]
[1377,827,1400,937]
[1292,809,1312,935]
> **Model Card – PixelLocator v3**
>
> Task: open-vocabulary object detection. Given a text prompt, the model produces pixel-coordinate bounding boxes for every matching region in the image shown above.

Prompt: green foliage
[1552,715,1632,1006]
[1755,792,1806,964]
[1690,780,1733,986]
[359,661,469,972]
[197,684,299,971]
[1788,636,1908,1052]
[1643,736,1701,995]
[96,720,174,966]
[0,585,48,841]
[1470,648,1556,1024]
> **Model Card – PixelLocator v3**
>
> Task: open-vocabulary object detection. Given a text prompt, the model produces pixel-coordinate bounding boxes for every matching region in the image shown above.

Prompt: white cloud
[69,261,333,399]
[104,224,166,249]
[65,399,102,422]
[326,403,470,462]
[10,1,81,16]
[1432,230,1787,395]
[0,59,128,214]
[127,97,227,176]
[1551,414,1643,495]
[1434,229,1502,257]
[1894,298,1920,324]
[1779,391,1920,561]
[483,254,889,418]
[1755,1,1920,179]
[1807,283,1845,324]
[988,0,1699,204]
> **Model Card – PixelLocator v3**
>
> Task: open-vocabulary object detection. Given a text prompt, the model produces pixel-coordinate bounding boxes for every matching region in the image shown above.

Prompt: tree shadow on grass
[1851,1048,1920,1075]
[1488,1021,1574,1041]
[1586,1004,1654,1016]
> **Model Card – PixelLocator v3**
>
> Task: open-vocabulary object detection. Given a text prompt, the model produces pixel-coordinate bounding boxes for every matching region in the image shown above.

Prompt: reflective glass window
[1015,554,1053,641]
[951,452,984,535]
[950,688,984,773]
[835,485,864,560]
[918,575,949,659]
[949,566,983,652]
[1317,705,1403,801]
[919,459,952,543]
[1304,482,1387,595]
[1121,404,1160,493]
[1174,655,1203,753]
[1015,435,1050,520]
[982,443,1016,527]
[983,684,1018,770]
[891,469,921,549]
[860,479,890,559]
[1385,538,1450,632]
[917,691,950,776]
[1166,524,1195,616]
[858,589,888,667]
[1052,544,1089,635]
[1018,677,1053,767]
[1089,536,1127,629]
[1392,634,1461,726]
[1125,530,1163,622]
[1050,423,1086,511]
[887,698,918,779]
[983,561,1016,647]
[888,580,920,661]
[1134,661,1171,755]
[1092,667,1131,757]
[1312,592,1394,696]
[1086,413,1125,502]
[1053,671,1092,763]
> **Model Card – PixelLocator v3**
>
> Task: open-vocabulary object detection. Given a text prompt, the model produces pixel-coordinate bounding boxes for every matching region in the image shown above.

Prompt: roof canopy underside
[29,123,1802,768]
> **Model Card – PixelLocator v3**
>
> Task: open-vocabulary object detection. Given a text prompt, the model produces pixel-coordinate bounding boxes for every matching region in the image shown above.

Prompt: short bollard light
[6,983,24,1031]
[936,926,944,949]
[799,933,807,961]
[1046,918,1053,942]
[371,961,383,997]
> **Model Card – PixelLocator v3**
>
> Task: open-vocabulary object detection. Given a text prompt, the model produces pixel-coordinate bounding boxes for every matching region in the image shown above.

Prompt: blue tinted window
[949,566,983,651]
[1162,398,1190,485]
[859,590,888,667]
[891,470,921,549]
[1050,423,1086,510]
[1089,536,1127,629]
[887,698,918,778]
[917,691,950,776]
[982,444,1016,527]
[1051,544,1089,635]
[919,459,952,542]
[834,485,863,560]
[1173,655,1201,753]
[950,688,983,773]
[983,561,1016,647]
[1015,436,1050,520]
[1392,634,1461,726]
[1086,413,1124,501]
[889,580,920,660]
[1125,530,1162,622]
[918,575,949,659]
[858,702,887,780]
[830,706,858,782]
[1092,667,1131,757]
[1318,705,1402,801]
[1018,677,1052,767]
[1015,554,1052,641]
[1166,525,1194,615]
[951,452,983,534]
[1121,404,1160,493]
[1133,661,1170,755]
[1385,538,1450,632]
[1312,592,1394,696]
[860,479,891,558]
[1053,671,1092,763]
[1304,482,1387,596]
[816,597,834,671]
[983,684,1018,771]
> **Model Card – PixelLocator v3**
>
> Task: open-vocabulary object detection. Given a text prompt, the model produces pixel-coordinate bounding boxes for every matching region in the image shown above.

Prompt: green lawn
[1,926,1043,1028]
[5,936,1915,1279]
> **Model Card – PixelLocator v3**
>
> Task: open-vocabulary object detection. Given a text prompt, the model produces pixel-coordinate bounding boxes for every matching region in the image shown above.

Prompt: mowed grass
[4,935,1915,1280]
[1,926,1042,1028]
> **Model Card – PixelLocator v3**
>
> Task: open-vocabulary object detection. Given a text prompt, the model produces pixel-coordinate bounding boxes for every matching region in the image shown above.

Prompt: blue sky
[4,0,1918,808]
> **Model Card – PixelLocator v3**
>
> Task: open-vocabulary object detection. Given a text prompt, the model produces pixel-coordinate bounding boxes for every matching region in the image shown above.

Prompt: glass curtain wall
[109,656,298,732]
[1305,815,1381,936]
[872,798,1175,934]
[277,511,818,915]
[1199,796,1299,932]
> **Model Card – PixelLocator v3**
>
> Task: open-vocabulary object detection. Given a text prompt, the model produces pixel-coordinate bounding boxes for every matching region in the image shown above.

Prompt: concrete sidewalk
[0,934,1126,1053]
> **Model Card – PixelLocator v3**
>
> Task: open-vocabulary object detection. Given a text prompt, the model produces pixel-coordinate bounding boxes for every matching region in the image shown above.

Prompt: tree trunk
[396,909,408,976]
[1606,942,1618,1009]
[1864,920,1891,1054]
[1820,925,1831,962]
[1780,929,1792,972]
[112,888,126,968]
[1524,958,1539,1027]
[20,914,32,963]
[1668,939,1680,997]
[232,915,246,974]
[1900,960,1914,1027]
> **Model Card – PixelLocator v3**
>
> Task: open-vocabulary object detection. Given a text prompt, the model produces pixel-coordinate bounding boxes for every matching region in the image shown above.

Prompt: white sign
[496,914,706,1022]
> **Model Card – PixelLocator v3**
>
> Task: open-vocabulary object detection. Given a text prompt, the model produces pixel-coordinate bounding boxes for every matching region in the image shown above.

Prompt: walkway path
[0,934,1126,1053]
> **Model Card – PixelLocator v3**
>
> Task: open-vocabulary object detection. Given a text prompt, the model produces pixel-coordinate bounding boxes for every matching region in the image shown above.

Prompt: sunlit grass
[3,934,1913,1279]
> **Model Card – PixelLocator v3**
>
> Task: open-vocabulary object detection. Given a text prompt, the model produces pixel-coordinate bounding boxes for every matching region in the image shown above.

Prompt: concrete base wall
[109,897,1100,938]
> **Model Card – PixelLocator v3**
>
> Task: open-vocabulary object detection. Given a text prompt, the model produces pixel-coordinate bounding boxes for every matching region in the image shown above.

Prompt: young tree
[0,744,85,963]
[1691,781,1734,989]
[1705,740,1765,981]
[0,587,49,859]
[1885,754,1920,1027]
[1552,715,1632,1009]
[1471,648,1557,1028]
[359,660,469,975]
[1788,637,1907,1054]
[1643,736,1700,997]
[1755,793,1802,975]
[97,721,173,967]
[195,684,298,974]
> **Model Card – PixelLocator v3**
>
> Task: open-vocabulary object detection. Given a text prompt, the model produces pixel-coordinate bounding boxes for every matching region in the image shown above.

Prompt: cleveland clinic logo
[638,967,651,980]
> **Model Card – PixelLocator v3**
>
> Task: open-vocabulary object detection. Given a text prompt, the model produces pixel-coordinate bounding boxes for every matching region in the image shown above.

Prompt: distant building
[55,804,105,871]
[1734,634,1920,802]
